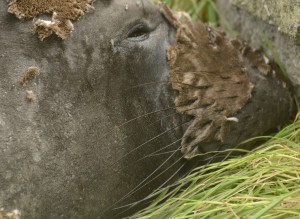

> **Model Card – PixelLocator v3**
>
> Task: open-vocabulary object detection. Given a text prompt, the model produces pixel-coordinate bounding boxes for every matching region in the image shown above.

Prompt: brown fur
[19,67,40,86]
[160,4,290,159]
[8,0,94,40]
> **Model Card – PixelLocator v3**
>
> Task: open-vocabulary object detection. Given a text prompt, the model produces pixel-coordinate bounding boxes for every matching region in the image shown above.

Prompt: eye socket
[127,23,151,41]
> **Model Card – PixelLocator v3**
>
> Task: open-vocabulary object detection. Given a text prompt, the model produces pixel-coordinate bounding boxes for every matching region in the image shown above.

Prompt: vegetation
[156,0,219,26]
[133,113,300,218]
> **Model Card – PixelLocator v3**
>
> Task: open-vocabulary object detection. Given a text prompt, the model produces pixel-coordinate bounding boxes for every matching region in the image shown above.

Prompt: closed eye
[126,23,151,41]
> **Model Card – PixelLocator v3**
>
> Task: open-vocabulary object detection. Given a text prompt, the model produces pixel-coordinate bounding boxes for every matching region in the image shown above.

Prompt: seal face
[0,1,191,218]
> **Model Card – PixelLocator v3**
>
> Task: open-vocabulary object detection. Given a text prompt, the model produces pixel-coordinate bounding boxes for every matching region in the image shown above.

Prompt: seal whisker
[116,102,205,153]
[100,142,184,218]
[117,150,179,203]
[109,104,206,168]
[105,112,180,169]
[114,107,175,130]
[151,161,186,194]
[125,80,212,90]
[120,111,179,140]
[112,153,185,214]
[95,106,176,145]
[125,80,170,90]
[111,120,191,167]
[134,137,182,163]
[147,148,182,157]
[116,151,235,218]
[114,162,186,215]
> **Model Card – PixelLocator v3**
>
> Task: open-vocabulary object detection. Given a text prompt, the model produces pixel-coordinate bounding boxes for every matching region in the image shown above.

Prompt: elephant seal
[0,0,295,218]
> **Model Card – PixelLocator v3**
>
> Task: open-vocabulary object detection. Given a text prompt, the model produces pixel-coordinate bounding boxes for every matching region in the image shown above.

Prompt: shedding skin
[160,4,295,159]
[8,0,94,40]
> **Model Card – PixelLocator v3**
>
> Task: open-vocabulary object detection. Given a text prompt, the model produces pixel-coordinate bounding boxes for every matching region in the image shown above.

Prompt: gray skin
[0,0,193,218]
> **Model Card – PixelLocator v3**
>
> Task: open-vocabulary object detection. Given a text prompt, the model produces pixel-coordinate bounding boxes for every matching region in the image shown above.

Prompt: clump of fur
[161,5,253,158]
[8,0,94,40]
[25,90,37,102]
[160,4,295,159]
[20,67,40,86]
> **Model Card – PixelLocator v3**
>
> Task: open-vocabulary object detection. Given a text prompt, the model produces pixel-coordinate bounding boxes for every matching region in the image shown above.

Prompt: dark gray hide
[0,0,191,218]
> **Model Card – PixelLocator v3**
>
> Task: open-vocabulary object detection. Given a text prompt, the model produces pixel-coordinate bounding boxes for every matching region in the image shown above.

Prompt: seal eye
[127,23,151,41]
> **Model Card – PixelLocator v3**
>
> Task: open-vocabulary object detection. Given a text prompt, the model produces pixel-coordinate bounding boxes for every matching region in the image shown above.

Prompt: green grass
[155,0,219,26]
[132,113,300,218]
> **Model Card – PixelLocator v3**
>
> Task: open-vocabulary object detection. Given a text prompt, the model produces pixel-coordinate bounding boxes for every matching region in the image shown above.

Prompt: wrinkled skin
[0,0,192,218]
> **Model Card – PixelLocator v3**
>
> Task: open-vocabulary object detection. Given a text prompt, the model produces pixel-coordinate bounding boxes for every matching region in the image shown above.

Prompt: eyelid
[126,22,152,41]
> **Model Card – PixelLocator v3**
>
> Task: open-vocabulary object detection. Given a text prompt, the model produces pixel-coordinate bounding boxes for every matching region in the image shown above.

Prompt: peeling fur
[20,67,40,86]
[160,4,294,159]
[162,5,253,158]
[8,0,94,40]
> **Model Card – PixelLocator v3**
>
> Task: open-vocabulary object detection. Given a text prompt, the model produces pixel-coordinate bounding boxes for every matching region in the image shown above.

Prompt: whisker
[125,80,170,90]
[151,161,186,193]
[117,107,174,128]
[125,80,211,90]
[111,113,183,166]
[157,146,236,205]
[113,148,179,206]
[119,111,179,144]
[114,155,185,216]
[94,106,176,146]
[115,162,186,215]
[118,146,238,217]
[140,148,227,205]
[111,120,190,167]
[109,101,205,168]
[101,147,183,218]
[147,148,182,158]
[110,102,207,167]
[134,137,182,163]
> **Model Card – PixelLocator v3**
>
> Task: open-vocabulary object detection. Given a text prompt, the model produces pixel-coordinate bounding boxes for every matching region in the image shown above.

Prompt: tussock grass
[155,0,219,26]
[132,113,300,219]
